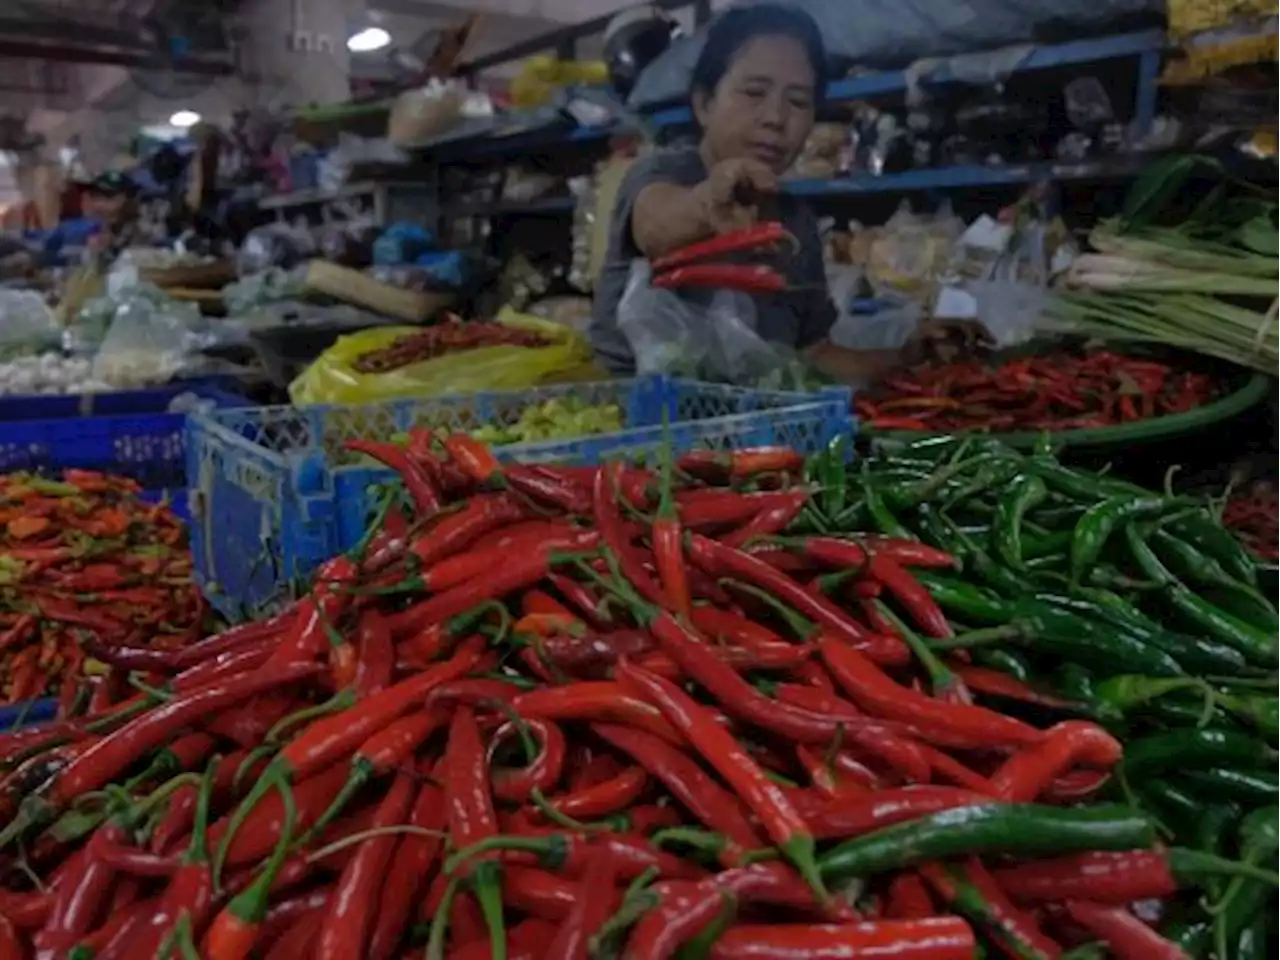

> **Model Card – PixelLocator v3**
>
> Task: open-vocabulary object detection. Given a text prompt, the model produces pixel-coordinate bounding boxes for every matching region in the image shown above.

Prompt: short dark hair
[689,4,827,110]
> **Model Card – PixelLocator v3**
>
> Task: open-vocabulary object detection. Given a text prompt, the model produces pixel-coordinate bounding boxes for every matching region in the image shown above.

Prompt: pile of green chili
[816,433,1278,957]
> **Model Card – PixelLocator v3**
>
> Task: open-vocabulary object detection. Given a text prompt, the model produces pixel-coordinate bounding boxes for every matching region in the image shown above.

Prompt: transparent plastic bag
[0,290,62,360]
[616,260,786,382]
[288,308,595,405]
[91,284,203,388]
[968,221,1052,347]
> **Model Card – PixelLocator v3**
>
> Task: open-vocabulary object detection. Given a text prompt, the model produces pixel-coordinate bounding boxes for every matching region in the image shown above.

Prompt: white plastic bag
[616,260,786,382]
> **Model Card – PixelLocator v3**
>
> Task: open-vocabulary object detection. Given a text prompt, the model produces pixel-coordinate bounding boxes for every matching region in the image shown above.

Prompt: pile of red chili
[857,350,1219,433]
[0,441,1271,960]
[0,470,202,706]
[352,321,553,374]
[1222,484,1279,562]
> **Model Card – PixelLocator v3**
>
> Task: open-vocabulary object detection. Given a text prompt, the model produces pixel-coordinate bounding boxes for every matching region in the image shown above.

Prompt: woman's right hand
[693,158,779,234]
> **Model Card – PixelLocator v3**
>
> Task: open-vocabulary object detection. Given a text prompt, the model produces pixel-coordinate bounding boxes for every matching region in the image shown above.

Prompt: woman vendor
[591,4,954,383]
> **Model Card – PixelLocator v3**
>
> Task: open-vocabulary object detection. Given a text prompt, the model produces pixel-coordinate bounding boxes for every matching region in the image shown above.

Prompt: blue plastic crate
[0,698,58,733]
[187,375,854,617]
[0,379,248,491]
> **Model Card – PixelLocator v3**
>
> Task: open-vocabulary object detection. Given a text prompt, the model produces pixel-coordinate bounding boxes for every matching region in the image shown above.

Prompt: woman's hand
[903,320,993,365]
[693,158,779,234]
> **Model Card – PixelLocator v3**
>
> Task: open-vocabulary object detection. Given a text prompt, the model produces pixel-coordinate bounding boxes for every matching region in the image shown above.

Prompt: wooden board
[303,260,453,322]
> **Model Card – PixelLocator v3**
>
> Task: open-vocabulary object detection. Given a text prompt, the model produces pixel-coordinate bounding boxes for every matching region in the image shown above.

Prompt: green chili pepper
[817,804,1156,881]
[971,648,1032,683]
[1010,597,1184,678]
[942,458,1022,511]
[1217,691,1279,743]
[1193,803,1240,904]
[1214,806,1279,960]
[1070,496,1173,582]
[1124,728,1276,779]
[914,572,1015,624]
[1123,524,1277,667]
[1149,530,1278,629]
[991,474,1049,570]
[939,518,1026,596]
[1138,779,1201,832]
[1029,461,1146,503]
[1166,511,1258,584]
[1159,917,1210,958]
[1043,591,1248,676]
[821,435,848,521]
[1093,675,1205,713]
[861,475,914,540]
[890,452,1003,511]
[1182,767,1279,805]
[1020,529,1073,561]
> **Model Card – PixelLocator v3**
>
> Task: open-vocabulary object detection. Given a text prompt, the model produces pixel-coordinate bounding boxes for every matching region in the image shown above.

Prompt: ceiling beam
[0,15,234,71]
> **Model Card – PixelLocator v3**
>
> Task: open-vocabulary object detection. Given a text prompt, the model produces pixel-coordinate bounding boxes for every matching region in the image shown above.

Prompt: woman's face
[694,34,817,174]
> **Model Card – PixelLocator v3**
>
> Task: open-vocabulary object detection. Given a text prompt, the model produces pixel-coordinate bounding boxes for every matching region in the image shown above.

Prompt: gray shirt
[590,148,836,375]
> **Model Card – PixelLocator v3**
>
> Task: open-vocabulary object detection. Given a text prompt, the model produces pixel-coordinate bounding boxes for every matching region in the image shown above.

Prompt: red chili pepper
[988,720,1121,803]
[203,780,297,960]
[594,463,665,607]
[652,221,791,271]
[404,492,525,571]
[619,878,735,960]
[704,918,975,959]
[862,537,958,569]
[950,665,1076,709]
[786,785,990,840]
[867,555,953,639]
[688,534,908,664]
[500,866,579,920]
[546,572,614,629]
[422,529,598,594]
[314,767,418,960]
[507,464,594,514]
[269,556,357,668]
[443,433,503,485]
[35,659,320,819]
[719,491,809,549]
[992,850,1178,904]
[818,636,1041,750]
[652,442,692,621]
[444,705,506,949]
[923,858,1063,960]
[366,771,445,960]
[887,872,937,919]
[36,821,123,953]
[490,718,567,803]
[344,439,442,514]
[213,639,484,881]
[512,681,683,745]
[0,913,22,959]
[616,658,827,899]
[118,761,218,955]
[591,723,763,858]
[354,609,394,696]
[544,843,624,960]
[677,447,804,481]
[543,765,648,821]
[1061,900,1186,960]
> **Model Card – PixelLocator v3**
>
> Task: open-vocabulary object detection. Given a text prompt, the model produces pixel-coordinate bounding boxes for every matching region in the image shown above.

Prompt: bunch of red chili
[0,438,1270,960]
[0,469,203,706]
[856,350,1219,433]
[1222,484,1278,562]
[352,320,553,375]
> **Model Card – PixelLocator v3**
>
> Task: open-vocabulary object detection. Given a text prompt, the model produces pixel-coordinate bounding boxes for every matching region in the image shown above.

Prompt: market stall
[0,0,1275,956]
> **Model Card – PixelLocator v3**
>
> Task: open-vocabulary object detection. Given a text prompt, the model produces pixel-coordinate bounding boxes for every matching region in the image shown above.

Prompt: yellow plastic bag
[288,309,596,406]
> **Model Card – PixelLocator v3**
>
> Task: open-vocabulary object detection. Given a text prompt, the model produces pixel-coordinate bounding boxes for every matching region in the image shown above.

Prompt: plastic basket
[187,375,855,617]
[0,698,58,733]
[0,379,248,491]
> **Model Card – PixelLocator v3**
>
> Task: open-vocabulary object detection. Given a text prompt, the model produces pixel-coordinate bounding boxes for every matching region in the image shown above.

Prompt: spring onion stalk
[1050,208,1277,372]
